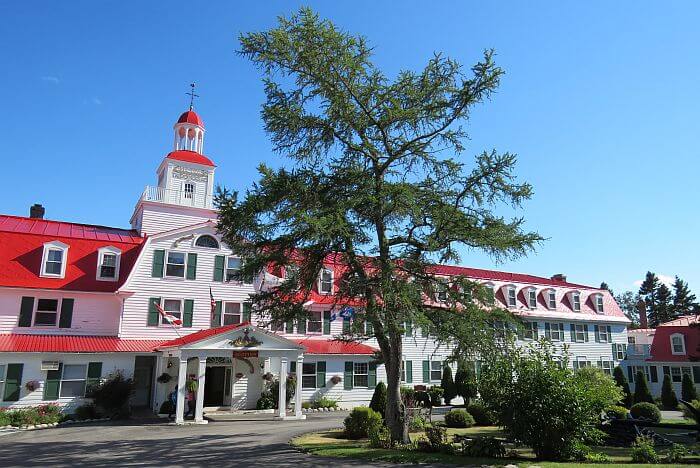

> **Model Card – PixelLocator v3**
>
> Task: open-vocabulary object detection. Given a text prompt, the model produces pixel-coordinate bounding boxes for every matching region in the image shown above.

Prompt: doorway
[204,366,226,406]
[132,356,155,408]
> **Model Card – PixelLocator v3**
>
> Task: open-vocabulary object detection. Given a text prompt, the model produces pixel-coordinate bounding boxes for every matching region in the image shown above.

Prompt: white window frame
[506,285,517,308]
[60,364,88,398]
[0,365,5,398]
[575,356,592,369]
[570,291,581,312]
[483,282,496,304]
[547,289,557,310]
[613,343,627,361]
[671,366,682,383]
[523,321,538,340]
[633,365,652,383]
[527,288,537,309]
[353,362,368,387]
[96,246,121,281]
[595,294,604,314]
[319,268,333,295]
[40,241,69,278]
[307,310,322,334]
[161,298,183,326]
[165,250,186,278]
[598,325,611,343]
[572,323,586,343]
[670,333,686,355]
[549,322,565,341]
[302,362,317,389]
[600,359,613,376]
[194,235,219,249]
[400,359,408,382]
[222,302,242,326]
[430,360,442,381]
[33,298,61,327]
[183,182,195,199]
[436,280,449,302]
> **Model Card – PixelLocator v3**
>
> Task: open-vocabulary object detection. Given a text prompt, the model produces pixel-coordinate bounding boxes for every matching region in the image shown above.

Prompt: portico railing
[140,185,213,209]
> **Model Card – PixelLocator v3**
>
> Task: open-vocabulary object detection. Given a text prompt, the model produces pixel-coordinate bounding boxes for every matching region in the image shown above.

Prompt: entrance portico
[155,323,306,424]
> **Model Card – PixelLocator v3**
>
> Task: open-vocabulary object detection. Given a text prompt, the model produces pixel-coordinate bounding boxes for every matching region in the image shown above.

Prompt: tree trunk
[384,334,409,444]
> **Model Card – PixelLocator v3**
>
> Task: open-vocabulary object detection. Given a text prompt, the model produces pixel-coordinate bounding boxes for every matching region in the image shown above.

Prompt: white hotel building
[0,107,630,423]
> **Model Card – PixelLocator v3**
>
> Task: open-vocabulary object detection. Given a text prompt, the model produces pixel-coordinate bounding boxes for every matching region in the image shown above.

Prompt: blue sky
[3,1,699,295]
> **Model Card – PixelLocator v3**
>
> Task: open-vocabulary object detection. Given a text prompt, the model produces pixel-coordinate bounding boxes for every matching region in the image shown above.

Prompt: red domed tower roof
[176,110,204,127]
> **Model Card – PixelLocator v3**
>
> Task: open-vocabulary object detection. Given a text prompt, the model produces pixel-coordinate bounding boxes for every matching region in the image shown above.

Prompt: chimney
[551,273,567,282]
[29,204,45,219]
[637,299,648,329]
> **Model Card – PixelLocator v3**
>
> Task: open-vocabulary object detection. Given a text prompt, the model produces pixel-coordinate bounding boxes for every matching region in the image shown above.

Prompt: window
[547,290,557,309]
[671,333,686,355]
[596,325,612,343]
[40,241,69,278]
[319,269,333,294]
[162,299,182,325]
[595,294,604,313]
[484,283,495,304]
[546,322,565,341]
[270,321,285,332]
[527,289,537,309]
[96,246,121,281]
[571,292,581,312]
[634,365,652,383]
[506,286,517,308]
[195,235,219,249]
[430,361,442,381]
[223,303,242,325]
[628,336,636,344]
[436,281,448,302]
[184,182,195,199]
[302,363,317,389]
[671,366,682,383]
[574,357,592,369]
[307,311,322,333]
[60,364,87,398]
[600,360,613,376]
[353,362,368,387]
[523,322,538,340]
[613,343,628,361]
[572,324,586,343]
[224,257,252,284]
[165,251,186,278]
[34,298,59,326]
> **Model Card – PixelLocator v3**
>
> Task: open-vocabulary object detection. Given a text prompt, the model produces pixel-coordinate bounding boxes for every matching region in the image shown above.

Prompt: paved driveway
[0,413,384,467]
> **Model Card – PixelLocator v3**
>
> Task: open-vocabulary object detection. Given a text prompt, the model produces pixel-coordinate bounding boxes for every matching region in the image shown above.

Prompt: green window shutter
[316,361,327,388]
[422,360,430,383]
[594,325,600,342]
[344,362,353,390]
[365,320,373,335]
[663,365,670,376]
[213,255,225,282]
[611,343,617,359]
[58,298,74,329]
[290,361,296,374]
[43,363,62,401]
[368,363,377,388]
[405,360,413,383]
[570,324,576,342]
[475,361,482,379]
[211,301,222,328]
[405,321,412,337]
[649,366,658,383]
[342,317,351,333]
[18,296,34,327]
[584,324,589,342]
[147,298,161,326]
[285,321,294,333]
[186,253,197,280]
[151,249,165,278]
[323,311,331,334]
[607,326,612,343]
[573,360,579,370]
[183,299,194,327]
[627,366,634,382]
[544,322,551,340]
[3,363,23,402]
[86,362,102,391]
[242,302,252,323]
[692,366,700,384]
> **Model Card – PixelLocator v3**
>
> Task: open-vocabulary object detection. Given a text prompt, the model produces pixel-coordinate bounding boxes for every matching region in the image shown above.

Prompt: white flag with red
[155,302,182,326]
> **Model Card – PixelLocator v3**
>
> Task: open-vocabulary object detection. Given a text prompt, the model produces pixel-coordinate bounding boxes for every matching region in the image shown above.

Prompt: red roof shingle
[0,335,161,353]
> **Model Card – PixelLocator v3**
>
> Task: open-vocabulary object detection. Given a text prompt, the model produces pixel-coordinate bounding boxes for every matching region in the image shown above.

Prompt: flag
[339,307,355,320]
[155,301,182,326]
[329,311,337,322]
[210,287,216,321]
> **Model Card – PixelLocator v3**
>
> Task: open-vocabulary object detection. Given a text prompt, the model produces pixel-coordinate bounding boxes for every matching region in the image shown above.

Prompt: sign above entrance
[233,350,258,358]
[229,328,262,348]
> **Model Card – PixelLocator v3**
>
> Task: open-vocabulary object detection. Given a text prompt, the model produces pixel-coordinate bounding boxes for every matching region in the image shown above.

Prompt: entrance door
[132,356,155,408]
[204,367,226,406]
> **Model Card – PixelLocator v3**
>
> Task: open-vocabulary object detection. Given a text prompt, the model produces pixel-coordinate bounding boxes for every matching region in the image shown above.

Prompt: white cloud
[633,274,674,289]
[41,76,59,84]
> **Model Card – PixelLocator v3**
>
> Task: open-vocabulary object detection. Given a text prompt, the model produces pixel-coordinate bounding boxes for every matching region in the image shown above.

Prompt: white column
[294,354,303,419]
[194,355,207,422]
[278,358,287,418]
[175,359,187,424]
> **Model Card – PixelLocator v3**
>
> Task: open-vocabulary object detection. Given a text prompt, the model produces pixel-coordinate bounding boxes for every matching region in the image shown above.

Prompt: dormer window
[96,246,121,281]
[671,333,686,355]
[570,291,581,312]
[194,235,219,249]
[319,268,333,294]
[506,286,517,308]
[483,282,495,304]
[40,241,69,278]
[436,280,449,302]
[527,288,537,309]
[595,294,604,314]
[547,290,557,310]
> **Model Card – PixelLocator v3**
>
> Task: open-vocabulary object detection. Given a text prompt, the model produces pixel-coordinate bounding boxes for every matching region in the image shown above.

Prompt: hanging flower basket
[156,373,172,384]
[25,380,40,392]
[262,372,274,382]
[330,375,342,385]
[235,372,244,379]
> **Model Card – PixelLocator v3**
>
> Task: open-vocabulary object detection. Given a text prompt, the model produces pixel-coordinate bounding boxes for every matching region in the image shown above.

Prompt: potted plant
[156,373,172,384]
[330,375,342,385]
[25,380,40,392]
[262,372,274,382]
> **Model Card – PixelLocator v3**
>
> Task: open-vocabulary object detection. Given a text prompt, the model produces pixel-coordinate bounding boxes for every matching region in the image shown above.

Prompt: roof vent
[30,204,45,219]
[551,273,567,282]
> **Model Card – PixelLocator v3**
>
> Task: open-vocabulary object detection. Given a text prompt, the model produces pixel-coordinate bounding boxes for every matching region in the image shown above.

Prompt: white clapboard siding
[133,203,217,236]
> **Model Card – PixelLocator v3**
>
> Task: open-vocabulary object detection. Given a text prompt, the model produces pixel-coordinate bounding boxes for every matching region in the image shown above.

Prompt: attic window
[195,235,219,249]
[527,288,537,309]
[97,246,121,281]
[671,333,686,355]
[547,290,557,309]
[595,294,604,314]
[40,241,69,278]
[506,286,517,308]
[319,268,333,294]
[571,292,581,312]
[436,280,449,302]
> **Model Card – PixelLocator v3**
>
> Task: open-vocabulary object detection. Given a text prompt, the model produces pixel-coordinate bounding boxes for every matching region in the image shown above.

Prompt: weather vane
[186,82,199,110]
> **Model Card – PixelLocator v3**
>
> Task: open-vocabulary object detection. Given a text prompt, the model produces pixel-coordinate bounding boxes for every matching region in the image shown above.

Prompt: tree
[672,276,697,318]
[454,361,478,405]
[653,284,674,326]
[661,374,679,409]
[369,381,387,418]
[600,282,614,297]
[441,364,457,405]
[615,291,641,327]
[681,372,698,402]
[613,365,633,408]
[221,8,541,443]
[633,371,654,404]
[638,272,660,326]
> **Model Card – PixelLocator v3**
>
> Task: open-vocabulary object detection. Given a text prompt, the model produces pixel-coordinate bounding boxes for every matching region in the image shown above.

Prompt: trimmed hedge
[630,402,661,422]
[467,401,496,426]
[343,406,383,439]
[444,409,475,428]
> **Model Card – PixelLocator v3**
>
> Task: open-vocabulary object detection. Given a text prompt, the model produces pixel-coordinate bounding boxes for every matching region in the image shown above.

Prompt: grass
[291,428,700,467]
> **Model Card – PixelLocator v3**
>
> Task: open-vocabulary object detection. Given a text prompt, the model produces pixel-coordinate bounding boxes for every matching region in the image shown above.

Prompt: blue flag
[339,307,355,319]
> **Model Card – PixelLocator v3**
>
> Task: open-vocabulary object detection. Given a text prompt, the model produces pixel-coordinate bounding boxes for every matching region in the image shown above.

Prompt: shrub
[630,402,661,422]
[418,425,448,453]
[343,406,382,439]
[664,443,689,463]
[409,414,428,430]
[74,403,100,420]
[605,405,629,420]
[661,374,679,409]
[461,436,506,458]
[0,410,10,427]
[682,373,698,402]
[367,423,391,448]
[613,366,633,408]
[36,404,62,423]
[444,409,474,428]
[630,435,659,464]
[256,391,275,410]
[681,399,700,421]
[427,386,444,407]
[400,386,417,407]
[585,452,611,463]
[441,365,457,405]
[633,371,654,404]
[0,405,63,427]
[369,382,387,417]
[269,375,296,408]
[466,400,495,426]
[414,390,431,408]
[479,341,622,461]
[312,396,338,409]
[88,371,133,418]
[454,361,478,405]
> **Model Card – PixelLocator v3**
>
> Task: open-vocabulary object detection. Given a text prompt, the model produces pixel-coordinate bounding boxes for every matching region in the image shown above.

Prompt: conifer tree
[600,282,614,296]
[639,272,660,326]
[682,372,698,402]
[672,276,697,318]
[661,373,679,409]
[441,364,457,405]
[654,284,674,326]
[633,370,654,404]
[454,361,478,405]
[613,365,633,408]
[369,381,387,418]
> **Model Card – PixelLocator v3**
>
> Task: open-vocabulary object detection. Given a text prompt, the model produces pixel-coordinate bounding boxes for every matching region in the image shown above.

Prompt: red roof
[165,150,216,167]
[177,110,204,127]
[158,323,249,348]
[293,338,377,355]
[648,323,700,362]
[429,264,594,289]
[0,215,144,292]
[0,335,161,353]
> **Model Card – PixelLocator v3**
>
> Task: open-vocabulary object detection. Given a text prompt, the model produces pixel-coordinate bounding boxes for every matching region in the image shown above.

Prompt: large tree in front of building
[639,271,661,326]
[672,276,697,318]
[217,8,541,443]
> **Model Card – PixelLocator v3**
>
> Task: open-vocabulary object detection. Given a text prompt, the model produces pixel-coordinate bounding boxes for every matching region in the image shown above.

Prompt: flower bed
[0,404,63,428]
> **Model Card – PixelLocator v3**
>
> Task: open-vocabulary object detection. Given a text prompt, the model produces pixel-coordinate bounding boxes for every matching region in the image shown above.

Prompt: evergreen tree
[600,282,614,296]
[681,372,698,402]
[369,381,387,418]
[672,276,697,318]
[613,365,633,408]
[654,284,674,326]
[639,272,660,326]
[661,374,679,409]
[441,364,457,405]
[221,8,541,443]
[633,370,654,404]
[615,291,641,327]
[454,361,478,405]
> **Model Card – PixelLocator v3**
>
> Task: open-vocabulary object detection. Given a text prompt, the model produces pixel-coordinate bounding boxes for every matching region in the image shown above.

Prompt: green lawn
[291,428,700,467]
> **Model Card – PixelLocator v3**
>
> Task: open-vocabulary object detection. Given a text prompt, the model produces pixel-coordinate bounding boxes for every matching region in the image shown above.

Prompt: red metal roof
[165,150,216,167]
[177,110,204,127]
[158,323,249,348]
[428,264,594,289]
[0,215,144,292]
[0,335,161,353]
[293,338,377,355]
[648,323,700,362]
